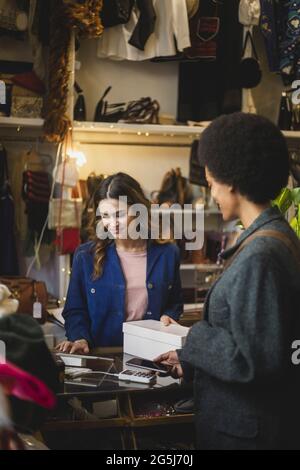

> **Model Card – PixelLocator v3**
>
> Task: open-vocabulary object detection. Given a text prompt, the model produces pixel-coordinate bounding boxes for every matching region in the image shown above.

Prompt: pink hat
[0,361,56,410]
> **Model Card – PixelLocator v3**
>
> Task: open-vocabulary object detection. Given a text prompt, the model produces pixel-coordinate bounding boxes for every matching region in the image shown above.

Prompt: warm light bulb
[67,149,87,168]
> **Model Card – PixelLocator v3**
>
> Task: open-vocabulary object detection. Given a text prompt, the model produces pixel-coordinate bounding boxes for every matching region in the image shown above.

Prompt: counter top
[58,353,181,399]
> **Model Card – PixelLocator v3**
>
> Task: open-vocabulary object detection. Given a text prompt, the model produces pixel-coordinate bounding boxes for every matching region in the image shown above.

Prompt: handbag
[189,140,208,187]
[94,87,160,124]
[238,30,262,89]
[153,168,193,206]
[48,197,83,229]
[0,276,48,319]
[48,152,83,230]
[52,154,82,253]
[73,82,86,122]
[94,86,127,122]
[54,228,81,255]
[100,0,134,28]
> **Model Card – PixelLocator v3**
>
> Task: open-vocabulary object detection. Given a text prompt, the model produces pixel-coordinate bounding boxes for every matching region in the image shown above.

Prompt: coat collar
[221,206,284,260]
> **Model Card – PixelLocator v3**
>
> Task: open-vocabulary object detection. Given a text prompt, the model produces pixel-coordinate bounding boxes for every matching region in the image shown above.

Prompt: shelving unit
[1,116,300,144]
[0,116,44,140]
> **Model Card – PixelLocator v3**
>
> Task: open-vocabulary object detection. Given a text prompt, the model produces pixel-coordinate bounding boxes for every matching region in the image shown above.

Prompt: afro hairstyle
[198,112,290,204]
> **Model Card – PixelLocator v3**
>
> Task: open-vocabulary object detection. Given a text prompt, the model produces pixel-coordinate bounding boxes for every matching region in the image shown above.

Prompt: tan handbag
[0,276,48,319]
[48,153,83,229]
[48,197,83,229]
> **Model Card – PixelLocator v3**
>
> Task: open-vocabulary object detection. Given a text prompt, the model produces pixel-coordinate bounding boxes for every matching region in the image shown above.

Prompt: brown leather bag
[0,276,48,319]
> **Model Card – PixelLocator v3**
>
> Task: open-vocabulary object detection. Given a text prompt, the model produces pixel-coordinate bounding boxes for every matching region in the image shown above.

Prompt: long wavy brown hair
[88,173,172,279]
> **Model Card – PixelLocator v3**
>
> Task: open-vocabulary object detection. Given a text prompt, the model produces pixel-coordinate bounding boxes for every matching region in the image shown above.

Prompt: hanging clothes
[278,0,300,85]
[0,144,19,276]
[259,0,280,73]
[128,0,156,51]
[239,0,261,26]
[28,0,47,81]
[22,168,53,257]
[184,0,220,60]
[97,0,191,61]
[177,0,243,123]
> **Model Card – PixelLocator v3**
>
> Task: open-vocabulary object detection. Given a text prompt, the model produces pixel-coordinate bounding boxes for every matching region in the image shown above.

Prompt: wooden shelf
[129,414,194,428]
[0,117,299,146]
[0,116,44,128]
[282,130,300,141]
[43,417,129,431]
[72,121,205,147]
[0,116,44,140]
[70,123,300,147]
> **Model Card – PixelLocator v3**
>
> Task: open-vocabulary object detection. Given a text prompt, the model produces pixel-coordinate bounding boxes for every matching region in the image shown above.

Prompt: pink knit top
[116,248,148,321]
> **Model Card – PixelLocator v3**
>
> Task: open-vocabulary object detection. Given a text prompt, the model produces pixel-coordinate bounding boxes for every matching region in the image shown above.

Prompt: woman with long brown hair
[56,172,183,353]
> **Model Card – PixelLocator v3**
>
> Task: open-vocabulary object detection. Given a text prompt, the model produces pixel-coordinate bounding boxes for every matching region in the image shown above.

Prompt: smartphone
[125,357,171,375]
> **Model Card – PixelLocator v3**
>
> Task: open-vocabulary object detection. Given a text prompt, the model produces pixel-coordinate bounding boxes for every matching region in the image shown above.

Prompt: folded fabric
[0,284,11,303]
[11,71,45,95]
[0,361,56,409]
[0,284,19,317]
[22,171,51,203]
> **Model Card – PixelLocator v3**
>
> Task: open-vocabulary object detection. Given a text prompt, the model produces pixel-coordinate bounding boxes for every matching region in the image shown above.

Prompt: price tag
[0,81,6,105]
[33,302,42,319]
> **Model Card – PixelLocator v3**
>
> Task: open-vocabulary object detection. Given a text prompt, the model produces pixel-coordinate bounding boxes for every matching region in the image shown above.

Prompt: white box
[123,320,189,360]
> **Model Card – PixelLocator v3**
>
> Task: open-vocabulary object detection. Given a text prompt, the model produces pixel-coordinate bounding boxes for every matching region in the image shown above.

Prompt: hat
[0,284,19,317]
[0,361,56,409]
[186,0,200,19]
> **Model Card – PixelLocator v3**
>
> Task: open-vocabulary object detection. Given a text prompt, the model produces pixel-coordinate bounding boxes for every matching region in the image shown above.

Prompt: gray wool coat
[179,207,300,450]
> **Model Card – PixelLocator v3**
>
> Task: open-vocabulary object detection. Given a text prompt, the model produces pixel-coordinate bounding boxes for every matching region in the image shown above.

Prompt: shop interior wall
[1,30,284,299]
[75,38,190,195]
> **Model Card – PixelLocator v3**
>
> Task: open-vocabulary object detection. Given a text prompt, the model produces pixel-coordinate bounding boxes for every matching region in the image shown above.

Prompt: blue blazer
[62,241,184,347]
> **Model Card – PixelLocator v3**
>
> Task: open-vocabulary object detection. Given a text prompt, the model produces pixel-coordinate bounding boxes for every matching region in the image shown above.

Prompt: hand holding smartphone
[125,357,171,375]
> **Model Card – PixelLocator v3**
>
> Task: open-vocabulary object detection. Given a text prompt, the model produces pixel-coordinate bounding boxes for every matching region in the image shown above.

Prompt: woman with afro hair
[156,112,300,450]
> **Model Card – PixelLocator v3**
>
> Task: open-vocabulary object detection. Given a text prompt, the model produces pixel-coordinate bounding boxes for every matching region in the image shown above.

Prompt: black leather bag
[238,30,262,89]
[101,0,134,28]
[189,140,208,187]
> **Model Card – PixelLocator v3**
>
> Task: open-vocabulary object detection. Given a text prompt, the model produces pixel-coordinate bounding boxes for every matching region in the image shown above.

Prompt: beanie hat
[0,314,59,431]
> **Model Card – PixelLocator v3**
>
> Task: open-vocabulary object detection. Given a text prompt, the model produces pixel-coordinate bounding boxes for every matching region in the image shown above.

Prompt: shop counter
[41,351,195,450]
